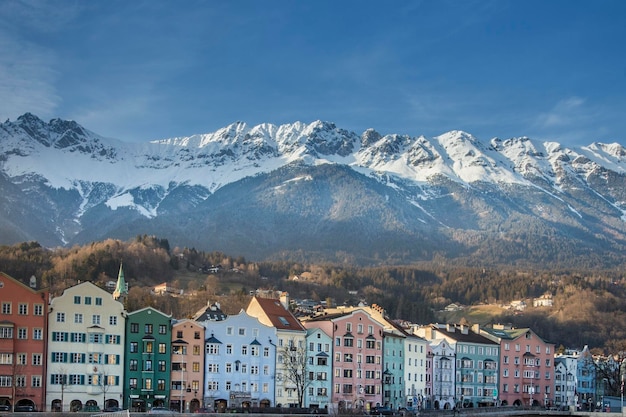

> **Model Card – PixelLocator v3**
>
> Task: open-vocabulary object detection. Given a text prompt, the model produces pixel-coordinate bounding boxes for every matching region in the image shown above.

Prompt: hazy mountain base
[1,237,625,353]
[9,163,622,269]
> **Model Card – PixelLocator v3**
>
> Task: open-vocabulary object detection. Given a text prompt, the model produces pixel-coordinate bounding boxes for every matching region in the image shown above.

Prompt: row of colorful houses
[0,269,622,413]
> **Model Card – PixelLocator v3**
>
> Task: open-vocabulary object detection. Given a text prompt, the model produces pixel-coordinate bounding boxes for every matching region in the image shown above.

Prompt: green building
[124,307,172,412]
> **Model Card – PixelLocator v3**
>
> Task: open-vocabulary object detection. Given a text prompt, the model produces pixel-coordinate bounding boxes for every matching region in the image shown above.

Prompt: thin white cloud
[0,36,60,121]
[0,0,81,121]
[535,97,587,129]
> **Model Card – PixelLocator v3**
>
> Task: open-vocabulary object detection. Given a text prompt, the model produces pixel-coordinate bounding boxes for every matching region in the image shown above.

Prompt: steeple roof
[113,262,127,300]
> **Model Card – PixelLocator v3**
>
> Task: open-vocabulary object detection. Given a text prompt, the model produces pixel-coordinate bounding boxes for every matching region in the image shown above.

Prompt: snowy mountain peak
[1,113,626,266]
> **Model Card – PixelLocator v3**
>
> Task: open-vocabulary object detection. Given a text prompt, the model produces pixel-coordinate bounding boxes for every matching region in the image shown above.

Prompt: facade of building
[302,309,385,413]
[554,355,577,409]
[246,295,307,408]
[0,272,49,411]
[382,331,405,410]
[124,307,172,412]
[403,332,429,411]
[425,337,456,410]
[480,325,554,408]
[576,345,596,410]
[201,311,276,411]
[170,319,205,412]
[416,324,501,409]
[304,328,333,411]
[45,282,126,412]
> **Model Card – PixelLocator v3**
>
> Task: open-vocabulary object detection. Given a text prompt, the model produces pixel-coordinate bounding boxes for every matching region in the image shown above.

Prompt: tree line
[0,236,624,353]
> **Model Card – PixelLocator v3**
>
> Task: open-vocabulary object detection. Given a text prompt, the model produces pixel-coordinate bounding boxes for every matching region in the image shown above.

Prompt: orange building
[0,272,49,411]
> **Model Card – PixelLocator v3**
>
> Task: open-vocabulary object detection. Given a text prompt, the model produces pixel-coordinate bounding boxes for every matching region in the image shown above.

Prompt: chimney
[279,292,290,310]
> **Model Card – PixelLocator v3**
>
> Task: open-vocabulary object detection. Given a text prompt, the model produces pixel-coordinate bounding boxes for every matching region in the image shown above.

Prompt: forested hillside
[1,236,625,353]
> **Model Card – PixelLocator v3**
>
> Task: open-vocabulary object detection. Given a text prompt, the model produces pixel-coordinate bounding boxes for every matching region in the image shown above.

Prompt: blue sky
[1,0,625,146]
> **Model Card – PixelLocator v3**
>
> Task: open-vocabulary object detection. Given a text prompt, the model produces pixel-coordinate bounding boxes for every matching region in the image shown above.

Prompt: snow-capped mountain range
[2,113,626,266]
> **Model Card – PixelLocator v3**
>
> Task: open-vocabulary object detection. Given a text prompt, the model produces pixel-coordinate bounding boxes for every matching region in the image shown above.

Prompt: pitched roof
[248,297,305,331]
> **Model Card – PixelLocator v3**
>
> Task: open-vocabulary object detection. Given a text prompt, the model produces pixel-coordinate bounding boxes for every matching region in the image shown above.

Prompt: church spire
[113,262,127,301]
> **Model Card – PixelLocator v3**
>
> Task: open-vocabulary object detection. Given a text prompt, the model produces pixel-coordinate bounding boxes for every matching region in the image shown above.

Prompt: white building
[246,295,307,408]
[554,354,578,409]
[201,310,277,411]
[403,333,429,410]
[46,282,126,412]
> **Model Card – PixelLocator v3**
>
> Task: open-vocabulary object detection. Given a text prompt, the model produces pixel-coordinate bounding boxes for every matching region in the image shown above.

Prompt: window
[52,332,68,342]
[145,324,153,334]
[34,304,43,316]
[241,345,248,355]
[131,323,139,333]
[92,315,101,325]
[56,312,65,322]
[89,333,103,343]
[264,347,269,357]
[32,354,42,366]
[159,324,167,334]
[0,354,12,365]
[109,316,117,326]
[17,328,27,339]
[84,296,92,305]
[129,378,138,390]
[18,303,28,315]
[130,342,138,353]
[158,360,166,372]
[74,296,81,304]
[75,313,83,324]
[1,303,10,315]
[14,376,25,387]
[129,359,138,371]
[238,328,246,336]
[32,375,41,388]
[95,297,102,306]
[159,343,166,354]
[193,345,201,355]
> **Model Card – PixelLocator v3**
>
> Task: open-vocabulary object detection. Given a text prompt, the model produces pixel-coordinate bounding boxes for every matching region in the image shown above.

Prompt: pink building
[171,319,205,412]
[479,325,555,407]
[302,309,385,413]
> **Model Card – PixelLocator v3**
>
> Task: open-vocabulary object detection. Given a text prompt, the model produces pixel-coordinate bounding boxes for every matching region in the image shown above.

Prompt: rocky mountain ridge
[1,113,625,266]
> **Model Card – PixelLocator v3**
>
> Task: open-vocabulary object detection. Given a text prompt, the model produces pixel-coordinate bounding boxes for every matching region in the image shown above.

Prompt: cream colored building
[46,282,126,412]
